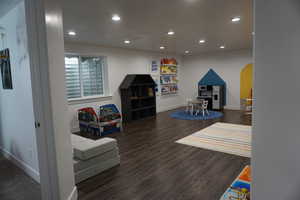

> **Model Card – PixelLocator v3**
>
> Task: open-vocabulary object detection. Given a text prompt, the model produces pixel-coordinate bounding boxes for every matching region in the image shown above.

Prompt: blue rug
[170,110,223,120]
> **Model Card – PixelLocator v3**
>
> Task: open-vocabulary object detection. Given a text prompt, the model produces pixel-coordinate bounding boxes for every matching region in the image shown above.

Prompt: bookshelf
[119,74,156,122]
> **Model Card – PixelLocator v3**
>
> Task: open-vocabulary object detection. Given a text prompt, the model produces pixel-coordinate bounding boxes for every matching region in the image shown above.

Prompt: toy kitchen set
[197,69,226,110]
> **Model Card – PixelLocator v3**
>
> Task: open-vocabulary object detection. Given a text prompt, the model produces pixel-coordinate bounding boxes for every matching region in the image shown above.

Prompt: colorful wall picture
[160,65,177,74]
[160,58,178,95]
[160,75,178,85]
[0,48,13,89]
[161,85,178,95]
[161,58,177,65]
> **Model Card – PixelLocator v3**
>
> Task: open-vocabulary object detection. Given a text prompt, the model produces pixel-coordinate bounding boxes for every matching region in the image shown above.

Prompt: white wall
[41,0,78,198]
[0,2,39,181]
[65,42,184,132]
[252,0,300,199]
[181,49,253,110]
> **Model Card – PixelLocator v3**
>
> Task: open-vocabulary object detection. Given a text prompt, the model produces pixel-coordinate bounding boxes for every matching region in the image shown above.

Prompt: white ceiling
[63,0,253,55]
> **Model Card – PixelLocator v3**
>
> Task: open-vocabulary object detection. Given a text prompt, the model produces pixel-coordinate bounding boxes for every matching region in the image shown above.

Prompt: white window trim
[64,53,110,102]
[67,94,113,105]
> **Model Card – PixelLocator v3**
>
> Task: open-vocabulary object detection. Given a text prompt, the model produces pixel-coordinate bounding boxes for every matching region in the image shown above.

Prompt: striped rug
[176,123,251,157]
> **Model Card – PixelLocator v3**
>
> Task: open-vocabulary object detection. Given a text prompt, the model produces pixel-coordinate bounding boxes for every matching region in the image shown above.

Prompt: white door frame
[25,0,60,199]
[25,0,76,199]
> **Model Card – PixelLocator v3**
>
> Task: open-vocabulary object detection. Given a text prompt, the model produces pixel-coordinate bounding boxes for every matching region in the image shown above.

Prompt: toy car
[78,104,122,136]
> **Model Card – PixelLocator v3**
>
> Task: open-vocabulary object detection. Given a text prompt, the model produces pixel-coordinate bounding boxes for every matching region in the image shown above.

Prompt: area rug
[220,165,251,200]
[170,110,223,120]
[175,122,251,157]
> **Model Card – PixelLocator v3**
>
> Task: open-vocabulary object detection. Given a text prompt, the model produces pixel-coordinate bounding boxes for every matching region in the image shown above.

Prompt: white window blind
[64,55,106,99]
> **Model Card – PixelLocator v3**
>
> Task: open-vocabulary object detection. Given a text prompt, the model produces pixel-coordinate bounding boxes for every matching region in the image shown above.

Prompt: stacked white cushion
[73,148,119,172]
[74,156,120,183]
[71,134,117,160]
[71,134,120,183]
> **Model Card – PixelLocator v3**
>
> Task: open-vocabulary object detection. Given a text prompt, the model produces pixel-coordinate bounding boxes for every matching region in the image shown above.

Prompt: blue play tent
[198,69,227,106]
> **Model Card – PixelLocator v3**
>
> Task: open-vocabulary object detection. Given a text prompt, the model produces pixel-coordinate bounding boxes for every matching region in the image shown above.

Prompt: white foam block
[73,147,119,172]
[74,156,120,183]
[72,135,117,160]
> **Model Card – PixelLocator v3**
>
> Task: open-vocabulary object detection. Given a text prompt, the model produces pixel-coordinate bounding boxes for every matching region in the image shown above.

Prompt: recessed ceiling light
[199,39,206,44]
[160,46,165,50]
[231,17,241,22]
[220,45,225,49]
[167,30,175,35]
[124,40,130,44]
[68,31,76,36]
[112,14,121,21]
[185,50,190,54]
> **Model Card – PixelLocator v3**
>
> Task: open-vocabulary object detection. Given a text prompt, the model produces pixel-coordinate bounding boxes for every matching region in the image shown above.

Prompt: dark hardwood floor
[76,108,251,200]
[0,154,41,200]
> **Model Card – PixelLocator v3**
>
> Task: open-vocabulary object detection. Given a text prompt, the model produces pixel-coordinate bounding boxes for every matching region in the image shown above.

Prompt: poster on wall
[160,65,177,74]
[0,48,13,89]
[160,58,178,95]
[160,75,178,84]
[161,85,178,95]
[150,60,159,74]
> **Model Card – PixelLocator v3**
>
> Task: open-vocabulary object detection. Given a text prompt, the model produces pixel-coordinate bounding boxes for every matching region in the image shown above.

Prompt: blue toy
[98,104,122,136]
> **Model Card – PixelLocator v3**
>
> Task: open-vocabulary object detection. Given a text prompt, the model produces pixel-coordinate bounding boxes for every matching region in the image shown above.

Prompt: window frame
[64,53,110,102]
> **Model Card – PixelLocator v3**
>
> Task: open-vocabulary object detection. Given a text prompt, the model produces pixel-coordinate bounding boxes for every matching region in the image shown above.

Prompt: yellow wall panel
[240,63,253,99]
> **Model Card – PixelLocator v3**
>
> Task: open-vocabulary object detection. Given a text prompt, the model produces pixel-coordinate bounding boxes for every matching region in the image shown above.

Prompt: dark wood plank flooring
[0,154,41,200]
[76,108,251,200]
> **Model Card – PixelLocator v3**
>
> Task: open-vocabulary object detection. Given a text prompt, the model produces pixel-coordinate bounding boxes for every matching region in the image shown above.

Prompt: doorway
[0,1,42,199]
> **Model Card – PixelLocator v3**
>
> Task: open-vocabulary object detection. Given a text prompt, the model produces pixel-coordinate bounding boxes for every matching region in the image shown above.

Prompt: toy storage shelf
[120,74,157,123]
[160,59,179,96]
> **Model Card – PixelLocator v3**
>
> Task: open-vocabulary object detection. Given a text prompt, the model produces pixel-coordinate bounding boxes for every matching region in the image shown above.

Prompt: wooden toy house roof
[119,74,155,89]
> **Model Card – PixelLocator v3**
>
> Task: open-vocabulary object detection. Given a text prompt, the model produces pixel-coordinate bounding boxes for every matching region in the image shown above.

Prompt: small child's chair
[186,98,193,115]
[201,100,209,116]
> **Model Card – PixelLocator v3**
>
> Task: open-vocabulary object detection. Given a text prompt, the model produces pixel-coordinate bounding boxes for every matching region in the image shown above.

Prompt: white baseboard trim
[71,127,80,133]
[157,104,184,113]
[0,147,40,183]
[67,186,78,200]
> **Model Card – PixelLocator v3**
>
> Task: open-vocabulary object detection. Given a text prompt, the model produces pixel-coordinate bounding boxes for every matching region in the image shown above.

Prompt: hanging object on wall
[0,48,13,89]
[240,63,253,114]
[150,60,159,74]
[160,58,178,95]
[198,69,226,110]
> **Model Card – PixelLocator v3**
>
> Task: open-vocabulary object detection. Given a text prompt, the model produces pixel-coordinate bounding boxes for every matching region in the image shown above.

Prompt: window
[64,55,107,100]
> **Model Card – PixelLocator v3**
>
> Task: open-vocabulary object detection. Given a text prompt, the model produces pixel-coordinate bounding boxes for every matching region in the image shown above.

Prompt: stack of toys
[78,104,122,136]
[220,165,251,200]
